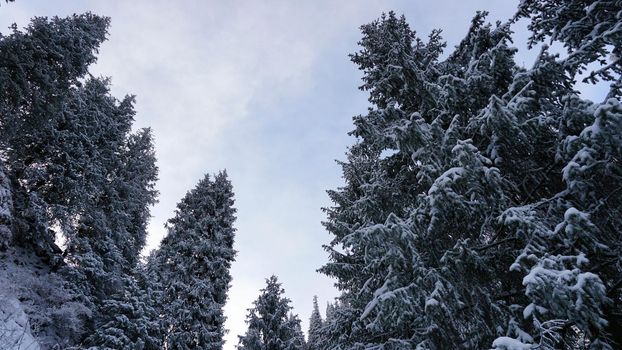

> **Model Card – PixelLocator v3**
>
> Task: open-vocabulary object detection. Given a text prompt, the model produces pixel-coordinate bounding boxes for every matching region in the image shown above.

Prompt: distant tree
[315,300,348,350]
[307,296,323,350]
[238,276,306,350]
[291,314,307,350]
[324,303,334,321]
[314,300,348,350]
[149,171,237,350]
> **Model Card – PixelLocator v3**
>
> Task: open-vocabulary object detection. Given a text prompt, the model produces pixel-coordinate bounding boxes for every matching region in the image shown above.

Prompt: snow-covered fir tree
[516,0,622,97]
[149,171,237,350]
[325,303,335,322]
[307,296,323,350]
[291,314,307,350]
[57,78,159,348]
[321,4,622,349]
[0,13,110,266]
[83,269,163,349]
[118,128,159,267]
[238,276,306,350]
[0,13,161,348]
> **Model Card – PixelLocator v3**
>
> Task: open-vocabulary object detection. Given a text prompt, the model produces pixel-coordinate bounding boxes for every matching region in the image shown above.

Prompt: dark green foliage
[238,276,306,350]
[149,171,236,350]
[84,271,163,350]
[0,13,109,263]
[516,0,622,96]
[0,13,161,348]
[321,5,622,349]
[307,296,323,350]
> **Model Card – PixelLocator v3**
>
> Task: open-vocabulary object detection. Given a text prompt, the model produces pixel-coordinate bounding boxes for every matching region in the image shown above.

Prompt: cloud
[76,1,385,346]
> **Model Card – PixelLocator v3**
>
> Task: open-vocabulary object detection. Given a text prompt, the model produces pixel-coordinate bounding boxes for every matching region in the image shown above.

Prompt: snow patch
[491,336,532,350]
[428,167,464,195]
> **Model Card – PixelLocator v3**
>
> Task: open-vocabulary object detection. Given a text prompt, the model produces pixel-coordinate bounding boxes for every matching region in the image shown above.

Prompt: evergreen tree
[84,271,163,350]
[516,0,622,97]
[115,127,159,267]
[307,296,323,350]
[0,13,161,347]
[321,12,514,349]
[291,314,307,350]
[321,4,621,349]
[149,171,236,350]
[57,79,159,347]
[325,303,335,322]
[316,302,337,350]
[0,13,109,264]
[238,276,306,350]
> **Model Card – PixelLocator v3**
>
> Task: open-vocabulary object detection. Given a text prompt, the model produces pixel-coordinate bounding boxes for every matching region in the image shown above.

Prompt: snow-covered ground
[0,249,42,350]
[0,247,90,350]
[0,296,40,350]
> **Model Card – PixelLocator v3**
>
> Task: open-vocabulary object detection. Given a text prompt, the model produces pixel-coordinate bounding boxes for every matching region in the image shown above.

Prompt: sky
[0,1,610,349]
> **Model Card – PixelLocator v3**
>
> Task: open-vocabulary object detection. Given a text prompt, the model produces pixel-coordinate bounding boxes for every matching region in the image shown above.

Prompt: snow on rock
[0,297,41,350]
[0,247,91,349]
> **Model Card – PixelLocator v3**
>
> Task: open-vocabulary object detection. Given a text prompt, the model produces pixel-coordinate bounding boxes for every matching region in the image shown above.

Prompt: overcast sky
[1,1,610,349]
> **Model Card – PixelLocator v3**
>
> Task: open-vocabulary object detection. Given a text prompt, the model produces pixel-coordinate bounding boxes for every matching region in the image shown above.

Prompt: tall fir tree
[149,171,236,350]
[58,78,159,348]
[321,4,621,349]
[115,127,159,267]
[0,13,161,347]
[238,276,306,350]
[0,13,110,265]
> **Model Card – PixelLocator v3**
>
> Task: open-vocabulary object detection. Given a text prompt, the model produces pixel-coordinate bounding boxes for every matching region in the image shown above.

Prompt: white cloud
[81,2,383,347]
